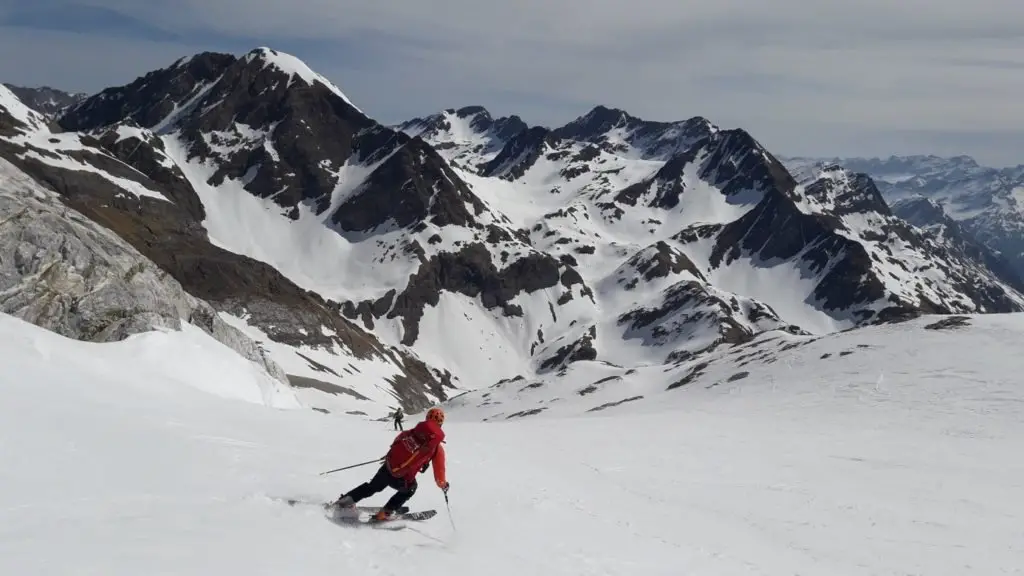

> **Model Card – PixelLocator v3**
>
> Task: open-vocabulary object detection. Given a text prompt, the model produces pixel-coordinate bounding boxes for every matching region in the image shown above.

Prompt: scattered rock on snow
[924,316,971,331]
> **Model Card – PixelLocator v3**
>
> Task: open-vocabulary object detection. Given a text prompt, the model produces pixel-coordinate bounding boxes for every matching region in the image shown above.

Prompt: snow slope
[3,310,1023,575]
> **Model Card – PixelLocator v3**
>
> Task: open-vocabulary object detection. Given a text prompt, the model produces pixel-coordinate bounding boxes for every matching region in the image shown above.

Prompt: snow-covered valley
[2,310,1022,575]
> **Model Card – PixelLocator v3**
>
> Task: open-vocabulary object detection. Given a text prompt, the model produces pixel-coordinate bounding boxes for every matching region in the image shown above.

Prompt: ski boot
[370,508,395,523]
[330,495,359,519]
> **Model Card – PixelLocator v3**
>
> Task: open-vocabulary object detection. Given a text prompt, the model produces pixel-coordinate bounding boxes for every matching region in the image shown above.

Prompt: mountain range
[3,47,1022,418]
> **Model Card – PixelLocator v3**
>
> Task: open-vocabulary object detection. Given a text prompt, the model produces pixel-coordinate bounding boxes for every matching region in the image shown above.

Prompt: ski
[278,496,434,526]
[280,498,409,515]
[327,508,436,530]
[337,509,436,522]
[382,509,437,522]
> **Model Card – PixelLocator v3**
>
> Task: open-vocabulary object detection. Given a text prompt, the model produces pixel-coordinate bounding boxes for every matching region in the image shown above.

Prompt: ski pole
[444,490,456,531]
[319,456,383,476]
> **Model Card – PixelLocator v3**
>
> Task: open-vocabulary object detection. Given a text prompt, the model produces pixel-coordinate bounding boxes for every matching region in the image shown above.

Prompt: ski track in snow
[2,311,1023,575]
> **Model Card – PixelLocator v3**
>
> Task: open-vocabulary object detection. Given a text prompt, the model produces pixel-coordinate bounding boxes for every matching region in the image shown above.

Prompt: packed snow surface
[2,311,1023,574]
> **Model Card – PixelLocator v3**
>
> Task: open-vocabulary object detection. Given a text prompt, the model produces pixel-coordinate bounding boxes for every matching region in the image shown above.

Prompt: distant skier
[392,407,404,431]
[334,407,449,522]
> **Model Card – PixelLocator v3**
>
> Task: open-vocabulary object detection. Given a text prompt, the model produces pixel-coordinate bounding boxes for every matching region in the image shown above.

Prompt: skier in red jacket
[334,407,449,521]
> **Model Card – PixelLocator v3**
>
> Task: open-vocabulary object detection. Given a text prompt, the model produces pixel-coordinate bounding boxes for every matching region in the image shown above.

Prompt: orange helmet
[426,407,445,426]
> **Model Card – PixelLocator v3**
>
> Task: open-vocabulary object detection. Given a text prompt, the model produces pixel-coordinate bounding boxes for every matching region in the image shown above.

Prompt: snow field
[3,311,1022,575]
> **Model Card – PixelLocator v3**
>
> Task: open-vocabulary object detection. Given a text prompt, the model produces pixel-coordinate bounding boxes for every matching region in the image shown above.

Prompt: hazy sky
[2,0,1023,166]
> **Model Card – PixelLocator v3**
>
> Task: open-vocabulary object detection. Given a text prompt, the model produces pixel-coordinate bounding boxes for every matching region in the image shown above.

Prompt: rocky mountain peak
[2,84,85,121]
[396,105,530,172]
[552,106,715,159]
[800,168,891,217]
[452,105,488,118]
[239,47,364,113]
[557,105,631,138]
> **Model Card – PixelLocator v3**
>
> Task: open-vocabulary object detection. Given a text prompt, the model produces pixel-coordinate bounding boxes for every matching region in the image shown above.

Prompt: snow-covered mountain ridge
[3,48,1024,415]
[0,79,452,417]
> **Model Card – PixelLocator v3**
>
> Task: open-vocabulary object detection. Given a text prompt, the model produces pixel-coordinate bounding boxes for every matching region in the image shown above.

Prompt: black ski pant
[394,419,403,431]
[345,464,417,511]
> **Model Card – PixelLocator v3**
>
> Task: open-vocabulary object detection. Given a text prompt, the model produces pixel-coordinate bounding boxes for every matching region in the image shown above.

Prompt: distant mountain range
[784,155,1024,281]
[2,48,1022,417]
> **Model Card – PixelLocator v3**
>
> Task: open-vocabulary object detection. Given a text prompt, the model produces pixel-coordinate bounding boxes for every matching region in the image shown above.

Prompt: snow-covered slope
[3,309,1022,574]
[446,310,1024,427]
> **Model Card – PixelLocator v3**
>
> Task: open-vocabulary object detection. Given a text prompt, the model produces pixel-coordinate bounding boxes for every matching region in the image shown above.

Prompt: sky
[1,0,1023,166]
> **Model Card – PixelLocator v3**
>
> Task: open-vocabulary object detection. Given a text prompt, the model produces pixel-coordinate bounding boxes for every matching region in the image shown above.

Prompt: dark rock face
[612,128,793,214]
[332,139,487,233]
[617,279,784,357]
[700,166,1024,324]
[539,325,598,372]
[801,169,891,217]
[58,53,237,132]
[179,55,379,216]
[709,186,891,318]
[62,49,382,221]
[587,395,644,412]
[92,124,206,221]
[618,241,705,286]
[962,220,1024,285]
[705,130,797,198]
[482,126,554,180]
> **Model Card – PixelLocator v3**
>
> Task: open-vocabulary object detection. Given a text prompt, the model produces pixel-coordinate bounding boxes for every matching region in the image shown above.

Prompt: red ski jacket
[385,419,446,486]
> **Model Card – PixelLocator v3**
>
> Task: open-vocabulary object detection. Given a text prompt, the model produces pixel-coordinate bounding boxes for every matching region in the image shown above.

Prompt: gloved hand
[437,481,449,493]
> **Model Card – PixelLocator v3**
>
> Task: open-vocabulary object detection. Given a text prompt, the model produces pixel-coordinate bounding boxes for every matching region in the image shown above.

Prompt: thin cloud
[1,0,1023,165]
